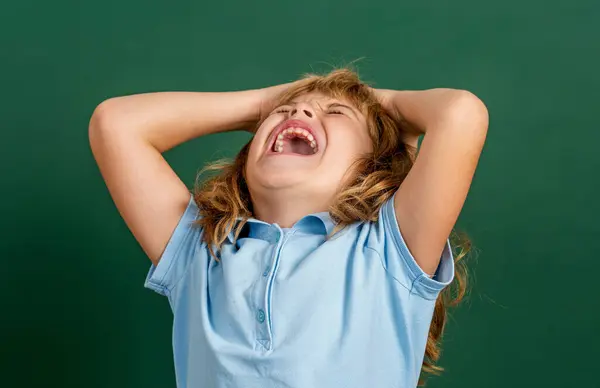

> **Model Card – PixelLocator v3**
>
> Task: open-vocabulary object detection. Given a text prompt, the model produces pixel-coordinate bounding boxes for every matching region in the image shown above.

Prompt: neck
[250,189,331,228]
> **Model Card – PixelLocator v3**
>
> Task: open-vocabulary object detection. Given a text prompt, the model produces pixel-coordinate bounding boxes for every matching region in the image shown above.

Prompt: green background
[2,0,598,387]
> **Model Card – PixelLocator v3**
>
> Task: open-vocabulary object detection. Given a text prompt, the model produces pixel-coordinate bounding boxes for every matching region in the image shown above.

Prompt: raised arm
[88,85,289,266]
[375,88,489,276]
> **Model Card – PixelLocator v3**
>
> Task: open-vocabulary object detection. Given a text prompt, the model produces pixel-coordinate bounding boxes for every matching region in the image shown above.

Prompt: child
[89,68,488,388]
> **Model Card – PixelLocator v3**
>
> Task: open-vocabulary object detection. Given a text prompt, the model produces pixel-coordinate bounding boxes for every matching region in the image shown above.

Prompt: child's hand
[372,88,399,119]
[252,81,300,133]
[372,88,422,149]
[371,87,487,150]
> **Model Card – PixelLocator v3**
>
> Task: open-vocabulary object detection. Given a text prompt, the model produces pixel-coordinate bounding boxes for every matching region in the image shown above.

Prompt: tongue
[285,137,314,155]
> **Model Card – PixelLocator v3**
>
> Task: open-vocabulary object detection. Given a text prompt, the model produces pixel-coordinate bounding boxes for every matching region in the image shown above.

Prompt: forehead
[288,91,346,105]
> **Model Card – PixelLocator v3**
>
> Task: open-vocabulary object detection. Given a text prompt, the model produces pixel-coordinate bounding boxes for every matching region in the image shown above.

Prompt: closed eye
[271,104,293,115]
[326,102,357,118]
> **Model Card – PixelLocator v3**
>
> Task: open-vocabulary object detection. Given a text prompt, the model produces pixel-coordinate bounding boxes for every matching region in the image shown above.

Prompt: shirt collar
[226,211,336,243]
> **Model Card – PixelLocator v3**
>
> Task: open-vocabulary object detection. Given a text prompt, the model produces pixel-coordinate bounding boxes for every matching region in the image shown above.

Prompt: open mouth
[271,127,318,156]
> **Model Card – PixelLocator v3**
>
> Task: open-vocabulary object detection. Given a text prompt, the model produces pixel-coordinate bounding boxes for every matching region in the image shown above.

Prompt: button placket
[261,233,279,277]
[256,309,266,323]
[256,227,291,351]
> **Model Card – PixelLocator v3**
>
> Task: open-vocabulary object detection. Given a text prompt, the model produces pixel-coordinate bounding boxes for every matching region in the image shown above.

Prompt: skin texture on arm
[376,88,489,276]
[88,85,291,266]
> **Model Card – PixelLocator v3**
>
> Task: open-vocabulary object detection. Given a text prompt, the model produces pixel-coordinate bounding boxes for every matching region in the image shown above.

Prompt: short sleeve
[370,191,455,300]
[144,193,202,297]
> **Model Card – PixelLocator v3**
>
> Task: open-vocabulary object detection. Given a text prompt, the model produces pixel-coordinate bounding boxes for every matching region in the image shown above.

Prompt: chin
[251,171,308,190]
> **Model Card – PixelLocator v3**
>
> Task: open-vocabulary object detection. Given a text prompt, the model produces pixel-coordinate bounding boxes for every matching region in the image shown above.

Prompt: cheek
[327,129,371,159]
[244,158,261,194]
[256,116,280,137]
[248,137,260,156]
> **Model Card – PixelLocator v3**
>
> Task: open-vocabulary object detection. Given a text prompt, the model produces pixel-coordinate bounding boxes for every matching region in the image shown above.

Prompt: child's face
[246,92,372,206]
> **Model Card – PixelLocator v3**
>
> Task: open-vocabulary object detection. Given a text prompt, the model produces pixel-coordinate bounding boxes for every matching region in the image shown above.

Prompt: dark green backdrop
[2,0,598,387]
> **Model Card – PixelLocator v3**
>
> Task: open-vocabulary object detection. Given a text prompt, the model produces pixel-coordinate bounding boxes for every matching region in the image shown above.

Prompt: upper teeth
[274,127,317,153]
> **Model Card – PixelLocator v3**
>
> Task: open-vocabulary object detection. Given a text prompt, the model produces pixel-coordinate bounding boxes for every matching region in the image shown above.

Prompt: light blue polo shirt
[144,191,454,388]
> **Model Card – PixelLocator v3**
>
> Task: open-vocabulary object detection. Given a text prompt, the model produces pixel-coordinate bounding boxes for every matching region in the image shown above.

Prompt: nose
[290,103,313,118]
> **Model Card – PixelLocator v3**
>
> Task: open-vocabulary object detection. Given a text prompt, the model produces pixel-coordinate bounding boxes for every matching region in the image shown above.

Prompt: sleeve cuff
[382,192,455,300]
[144,193,200,297]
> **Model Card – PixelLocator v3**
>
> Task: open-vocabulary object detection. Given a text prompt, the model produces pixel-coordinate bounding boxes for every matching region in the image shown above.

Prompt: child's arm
[374,88,489,276]
[88,84,289,266]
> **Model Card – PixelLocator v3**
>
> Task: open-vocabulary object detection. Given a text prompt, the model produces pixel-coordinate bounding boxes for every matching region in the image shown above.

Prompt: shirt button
[262,269,269,277]
[257,309,266,323]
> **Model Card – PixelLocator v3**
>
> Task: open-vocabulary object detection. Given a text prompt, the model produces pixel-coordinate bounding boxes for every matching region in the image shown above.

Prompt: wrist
[229,88,269,133]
